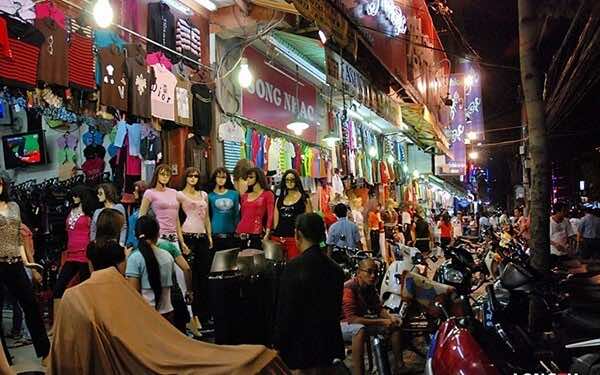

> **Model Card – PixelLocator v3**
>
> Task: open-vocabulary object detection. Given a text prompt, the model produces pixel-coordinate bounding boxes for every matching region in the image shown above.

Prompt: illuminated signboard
[357,0,407,36]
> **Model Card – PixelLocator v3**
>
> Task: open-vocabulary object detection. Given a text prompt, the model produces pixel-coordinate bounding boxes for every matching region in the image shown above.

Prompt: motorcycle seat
[561,309,600,335]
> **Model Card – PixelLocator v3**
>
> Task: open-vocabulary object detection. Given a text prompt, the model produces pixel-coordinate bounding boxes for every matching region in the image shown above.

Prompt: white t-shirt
[267,138,282,171]
[401,211,412,225]
[451,217,463,237]
[150,64,177,121]
[550,216,575,255]
[218,121,245,143]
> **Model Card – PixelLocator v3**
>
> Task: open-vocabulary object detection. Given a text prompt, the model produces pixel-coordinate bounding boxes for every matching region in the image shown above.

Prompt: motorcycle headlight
[443,268,464,284]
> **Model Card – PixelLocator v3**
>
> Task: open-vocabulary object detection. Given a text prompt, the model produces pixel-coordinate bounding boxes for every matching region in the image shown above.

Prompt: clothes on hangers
[34,1,64,28]
[190,83,212,137]
[174,74,192,126]
[126,52,152,118]
[0,15,44,88]
[175,18,200,66]
[147,2,175,60]
[36,17,69,86]
[0,0,35,22]
[150,62,176,120]
[98,45,128,110]
[68,27,95,89]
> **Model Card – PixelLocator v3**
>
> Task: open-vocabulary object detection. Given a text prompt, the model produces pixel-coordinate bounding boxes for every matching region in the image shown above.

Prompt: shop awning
[271,31,326,75]
[401,104,451,157]
[428,175,468,198]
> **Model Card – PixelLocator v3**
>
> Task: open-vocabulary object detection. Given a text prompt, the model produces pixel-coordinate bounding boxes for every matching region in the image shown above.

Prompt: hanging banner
[325,48,402,128]
[241,47,319,142]
[460,60,484,141]
[443,73,467,175]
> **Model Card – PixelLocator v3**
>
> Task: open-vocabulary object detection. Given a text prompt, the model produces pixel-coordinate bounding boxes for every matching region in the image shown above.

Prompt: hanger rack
[227,113,329,154]
[57,0,214,71]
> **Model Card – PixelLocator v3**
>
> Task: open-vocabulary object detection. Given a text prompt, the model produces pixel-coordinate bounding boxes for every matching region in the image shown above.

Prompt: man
[451,212,463,239]
[274,213,345,374]
[327,203,363,251]
[515,207,530,241]
[550,202,576,257]
[341,258,402,375]
[578,206,600,259]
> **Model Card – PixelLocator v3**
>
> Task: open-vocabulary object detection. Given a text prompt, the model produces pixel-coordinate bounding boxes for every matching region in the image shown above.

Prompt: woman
[91,183,127,245]
[178,167,212,329]
[272,169,312,260]
[232,159,254,195]
[236,168,274,250]
[126,181,147,249]
[382,199,399,239]
[0,176,50,364]
[87,208,127,269]
[412,211,432,253]
[139,164,193,333]
[52,185,95,333]
[208,167,240,251]
[350,197,367,250]
[126,216,175,320]
[274,213,344,373]
[438,213,453,249]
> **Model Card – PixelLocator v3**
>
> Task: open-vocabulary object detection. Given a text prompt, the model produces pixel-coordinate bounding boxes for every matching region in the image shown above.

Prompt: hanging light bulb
[93,0,114,28]
[287,121,309,136]
[323,131,340,147]
[318,30,328,44]
[238,58,253,88]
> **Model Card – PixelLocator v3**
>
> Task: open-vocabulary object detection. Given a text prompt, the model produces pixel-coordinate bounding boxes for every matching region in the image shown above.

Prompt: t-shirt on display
[143,188,179,236]
[209,190,240,234]
[126,55,152,118]
[99,46,128,110]
[36,17,69,86]
[177,191,208,234]
[150,63,177,121]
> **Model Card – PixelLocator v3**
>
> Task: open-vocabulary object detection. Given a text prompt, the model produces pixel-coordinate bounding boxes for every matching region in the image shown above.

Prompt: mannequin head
[97,183,118,206]
[278,169,306,201]
[72,185,97,217]
[150,164,172,189]
[210,167,234,190]
[295,213,326,253]
[245,168,268,192]
[233,159,254,194]
[182,167,201,191]
[0,177,8,203]
[133,181,148,206]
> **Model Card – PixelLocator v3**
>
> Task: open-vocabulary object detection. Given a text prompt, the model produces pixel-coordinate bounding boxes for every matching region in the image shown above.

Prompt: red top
[236,190,275,235]
[68,33,95,90]
[342,277,381,322]
[65,212,91,263]
[439,221,453,239]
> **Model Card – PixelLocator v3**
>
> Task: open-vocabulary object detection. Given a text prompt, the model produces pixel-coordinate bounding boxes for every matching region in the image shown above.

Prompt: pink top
[35,2,65,28]
[146,52,173,70]
[65,211,91,263]
[236,190,275,235]
[177,191,208,234]
[143,188,179,236]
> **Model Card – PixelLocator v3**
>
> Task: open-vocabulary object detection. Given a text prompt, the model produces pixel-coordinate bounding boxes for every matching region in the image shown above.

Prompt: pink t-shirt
[65,211,91,263]
[150,63,177,121]
[177,191,208,234]
[236,190,275,235]
[143,188,179,236]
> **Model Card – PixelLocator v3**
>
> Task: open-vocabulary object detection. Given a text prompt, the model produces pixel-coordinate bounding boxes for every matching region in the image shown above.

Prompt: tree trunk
[518,0,550,273]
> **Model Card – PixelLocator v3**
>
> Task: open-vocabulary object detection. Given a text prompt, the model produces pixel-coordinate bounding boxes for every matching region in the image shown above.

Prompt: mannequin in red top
[236,168,274,250]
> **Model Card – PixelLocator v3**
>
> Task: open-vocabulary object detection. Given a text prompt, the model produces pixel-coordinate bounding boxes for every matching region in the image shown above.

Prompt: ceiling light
[318,30,327,44]
[468,151,479,160]
[287,121,309,136]
[194,0,216,11]
[93,0,113,28]
[238,58,253,88]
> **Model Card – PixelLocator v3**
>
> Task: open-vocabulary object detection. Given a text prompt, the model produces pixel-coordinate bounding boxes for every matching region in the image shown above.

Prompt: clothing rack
[57,0,214,71]
[227,113,330,154]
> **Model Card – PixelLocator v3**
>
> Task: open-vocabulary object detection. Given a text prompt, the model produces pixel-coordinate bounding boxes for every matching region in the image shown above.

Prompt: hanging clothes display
[147,2,176,59]
[36,17,69,87]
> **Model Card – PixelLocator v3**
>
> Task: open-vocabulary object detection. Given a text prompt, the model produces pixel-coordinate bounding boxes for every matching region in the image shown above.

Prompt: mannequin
[272,169,312,259]
[126,181,147,249]
[208,167,240,251]
[349,197,367,250]
[236,167,274,250]
[0,176,50,364]
[232,159,254,195]
[382,199,399,239]
[51,185,95,334]
[90,183,127,245]
[140,164,193,333]
[178,167,212,333]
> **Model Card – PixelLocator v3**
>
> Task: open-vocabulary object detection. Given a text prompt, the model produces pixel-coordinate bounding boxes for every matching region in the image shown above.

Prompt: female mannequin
[91,183,127,245]
[178,167,212,331]
[139,164,193,333]
[350,197,367,250]
[272,169,312,259]
[51,185,95,333]
[236,167,274,250]
[208,167,239,251]
[0,176,50,364]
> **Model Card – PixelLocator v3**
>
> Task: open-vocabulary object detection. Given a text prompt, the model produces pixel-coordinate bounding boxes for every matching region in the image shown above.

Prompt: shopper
[327,203,363,251]
[438,212,453,249]
[236,167,274,250]
[349,197,367,250]
[0,176,50,364]
[478,211,490,239]
[232,159,254,195]
[91,183,127,245]
[341,258,402,375]
[126,181,147,249]
[178,167,213,330]
[126,216,176,321]
[515,207,530,241]
[550,202,576,258]
[412,211,432,253]
[273,169,312,260]
[274,213,344,373]
[451,211,463,238]
[51,185,95,334]
[578,206,600,259]
[208,167,240,251]
[367,206,382,255]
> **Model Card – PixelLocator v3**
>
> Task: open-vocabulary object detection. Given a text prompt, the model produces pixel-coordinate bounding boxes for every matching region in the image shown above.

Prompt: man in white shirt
[451,212,463,238]
[550,202,575,256]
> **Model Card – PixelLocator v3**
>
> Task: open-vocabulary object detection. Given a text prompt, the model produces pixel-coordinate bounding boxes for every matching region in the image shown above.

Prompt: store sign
[461,61,484,139]
[241,48,318,142]
[359,0,407,36]
[325,48,402,127]
[441,73,466,175]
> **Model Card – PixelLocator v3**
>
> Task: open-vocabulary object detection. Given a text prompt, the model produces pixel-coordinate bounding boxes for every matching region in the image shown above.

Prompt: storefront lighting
[368,146,377,158]
[412,169,420,179]
[287,121,309,136]
[318,30,327,44]
[238,58,253,88]
[194,0,217,11]
[468,151,479,160]
[464,74,475,87]
[467,131,477,140]
[93,0,114,28]
[580,180,585,191]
